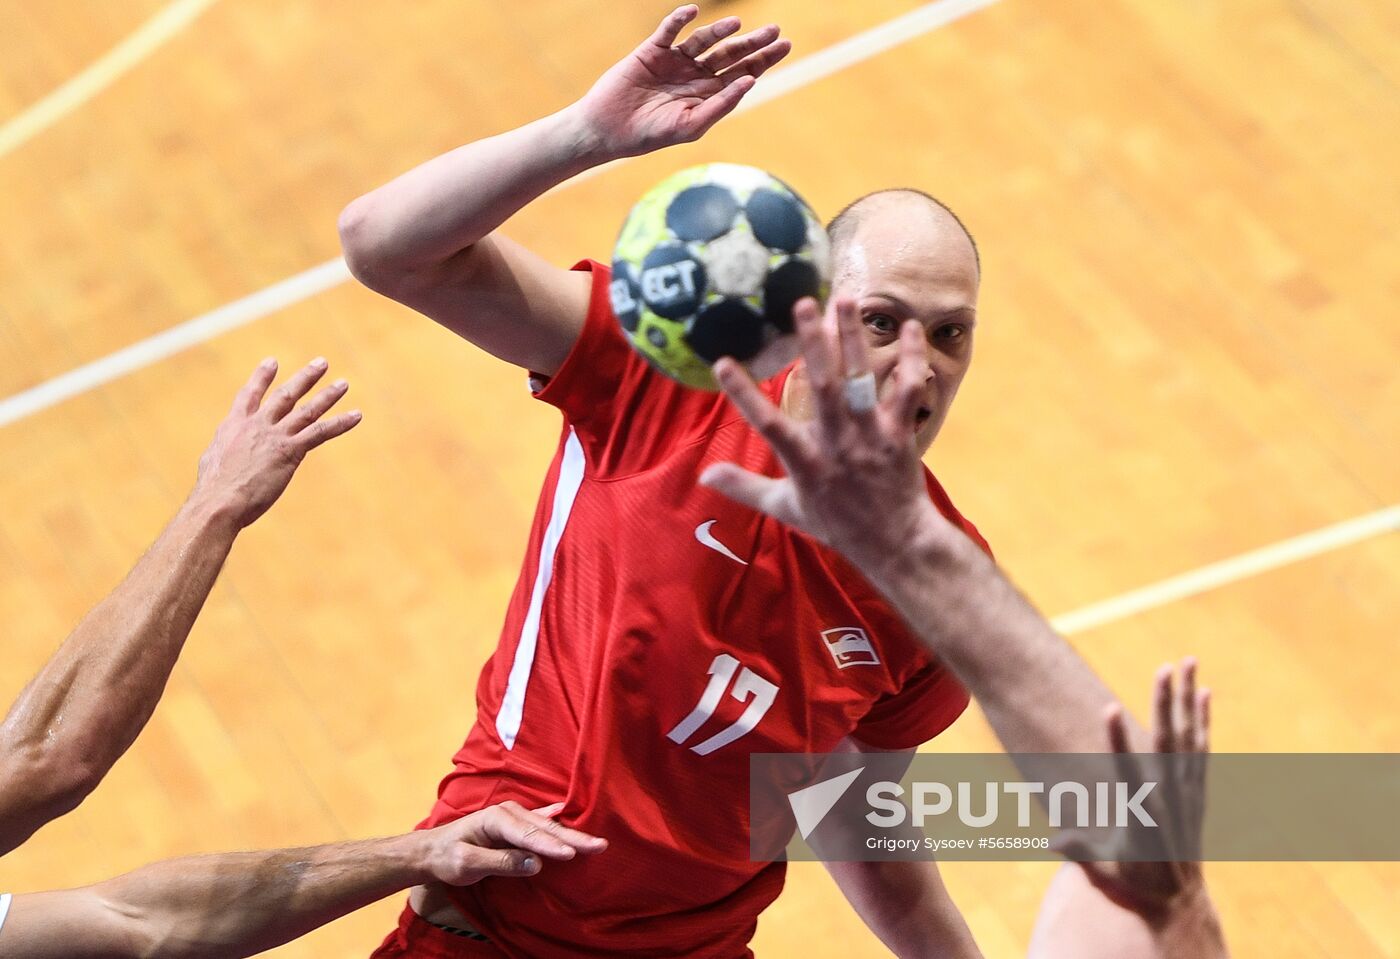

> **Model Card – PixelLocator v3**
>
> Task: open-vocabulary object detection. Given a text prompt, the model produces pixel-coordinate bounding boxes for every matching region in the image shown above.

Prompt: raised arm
[0,802,606,958]
[0,359,359,855]
[336,4,789,376]
[1029,662,1224,959]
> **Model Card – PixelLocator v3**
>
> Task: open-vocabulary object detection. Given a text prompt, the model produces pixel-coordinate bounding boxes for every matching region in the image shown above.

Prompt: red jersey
[418,261,991,958]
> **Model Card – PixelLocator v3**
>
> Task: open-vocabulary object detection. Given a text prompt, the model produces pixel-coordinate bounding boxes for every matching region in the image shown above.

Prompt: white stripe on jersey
[0,892,12,934]
[496,428,586,750]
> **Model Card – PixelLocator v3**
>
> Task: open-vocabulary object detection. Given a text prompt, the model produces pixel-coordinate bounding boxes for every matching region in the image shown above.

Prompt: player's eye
[863,313,899,336]
[935,323,967,342]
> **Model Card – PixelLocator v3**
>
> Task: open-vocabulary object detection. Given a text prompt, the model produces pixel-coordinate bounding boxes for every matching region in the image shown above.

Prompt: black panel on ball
[763,260,821,333]
[666,185,740,242]
[746,189,808,253]
[686,298,766,363]
[609,262,644,332]
[640,244,707,320]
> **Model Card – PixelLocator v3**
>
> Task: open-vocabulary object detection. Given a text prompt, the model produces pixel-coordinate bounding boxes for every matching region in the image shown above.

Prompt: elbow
[11,741,106,820]
[339,194,463,299]
[338,194,413,295]
[337,196,387,289]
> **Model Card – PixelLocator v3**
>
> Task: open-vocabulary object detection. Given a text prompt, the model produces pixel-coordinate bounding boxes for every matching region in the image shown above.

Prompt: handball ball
[610,163,831,390]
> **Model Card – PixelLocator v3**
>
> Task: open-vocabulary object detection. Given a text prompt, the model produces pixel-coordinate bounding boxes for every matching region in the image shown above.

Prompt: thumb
[1051,834,1122,898]
[700,463,796,524]
[473,847,542,880]
[684,75,755,139]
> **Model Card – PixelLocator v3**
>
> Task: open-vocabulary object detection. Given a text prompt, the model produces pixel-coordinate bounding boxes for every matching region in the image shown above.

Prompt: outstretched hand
[191,358,361,528]
[700,297,946,573]
[1053,659,1212,924]
[421,801,609,885]
[575,4,791,158]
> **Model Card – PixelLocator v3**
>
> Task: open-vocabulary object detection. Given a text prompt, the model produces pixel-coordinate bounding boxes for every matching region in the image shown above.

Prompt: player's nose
[918,337,940,381]
[888,354,937,400]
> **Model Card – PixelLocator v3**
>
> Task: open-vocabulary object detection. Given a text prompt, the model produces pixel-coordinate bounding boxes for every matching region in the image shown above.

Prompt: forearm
[0,495,238,845]
[339,105,610,279]
[116,834,428,957]
[853,511,1125,754]
[826,859,981,959]
[4,834,430,959]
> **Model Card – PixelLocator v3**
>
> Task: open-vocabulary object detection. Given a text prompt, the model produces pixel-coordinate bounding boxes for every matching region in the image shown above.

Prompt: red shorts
[370,905,509,959]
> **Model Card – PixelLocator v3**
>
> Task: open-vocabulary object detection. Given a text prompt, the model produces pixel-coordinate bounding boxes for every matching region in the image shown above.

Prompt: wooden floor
[1,0,1398,955]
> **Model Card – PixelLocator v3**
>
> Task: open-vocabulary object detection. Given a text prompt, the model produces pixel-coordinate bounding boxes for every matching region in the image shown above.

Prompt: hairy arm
[823,739,981,959]
[3,836,428,959]
[0,501,237,854]
[0,360,359,855]
[857,527,1121,755]
[0,803,606,959]
[337,5,788,375]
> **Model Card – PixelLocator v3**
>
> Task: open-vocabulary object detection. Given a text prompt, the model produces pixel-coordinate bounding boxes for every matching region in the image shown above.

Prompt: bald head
[801,188,981,454]
[827,189,980,281]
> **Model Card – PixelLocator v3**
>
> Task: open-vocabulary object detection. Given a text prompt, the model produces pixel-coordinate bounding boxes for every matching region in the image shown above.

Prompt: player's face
[829,205,980,454]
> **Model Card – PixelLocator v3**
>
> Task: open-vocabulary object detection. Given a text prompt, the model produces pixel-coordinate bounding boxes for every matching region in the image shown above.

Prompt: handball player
[343,6,987,957]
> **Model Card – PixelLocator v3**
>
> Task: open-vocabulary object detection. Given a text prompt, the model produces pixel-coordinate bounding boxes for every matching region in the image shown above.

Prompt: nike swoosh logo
[695,520,748,566]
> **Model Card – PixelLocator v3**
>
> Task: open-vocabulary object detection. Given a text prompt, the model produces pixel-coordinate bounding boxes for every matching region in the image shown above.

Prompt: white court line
[0,0,1002,430]
[736,0,1004,112]
[0,259,350,428]
[0,0,220,160]
[1052,505,1400,636]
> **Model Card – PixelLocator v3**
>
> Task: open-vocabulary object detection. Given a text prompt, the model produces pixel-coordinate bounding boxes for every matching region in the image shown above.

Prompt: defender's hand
[701,298,946,573]
[574,5,790,159]
[1053,659,1213,924]
[191,358,361,528]
[420,802,609,886]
